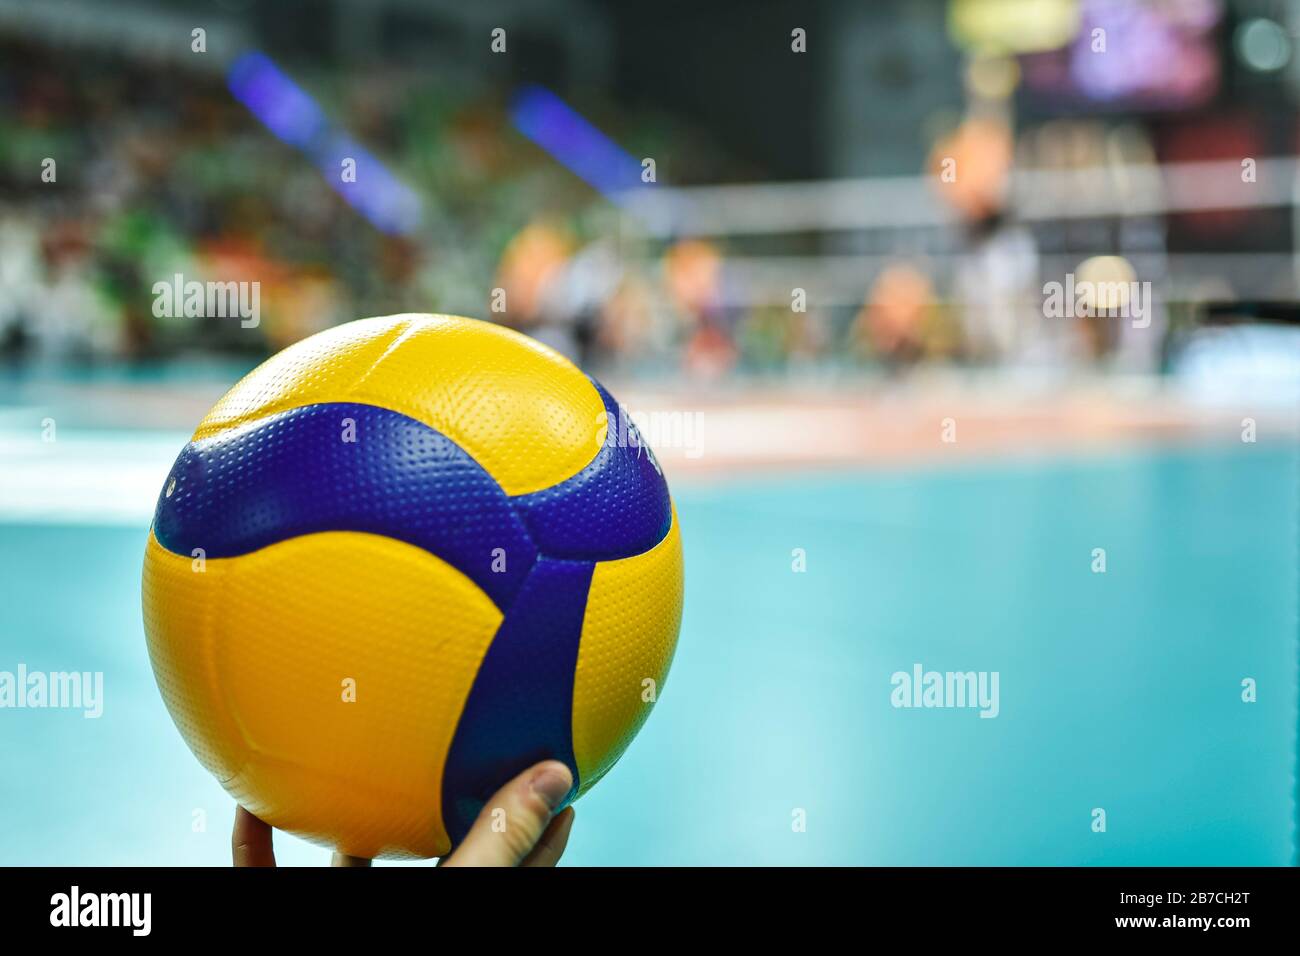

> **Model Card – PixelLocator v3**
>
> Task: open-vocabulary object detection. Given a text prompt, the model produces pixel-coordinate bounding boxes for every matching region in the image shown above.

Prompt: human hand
[232,760,576,867]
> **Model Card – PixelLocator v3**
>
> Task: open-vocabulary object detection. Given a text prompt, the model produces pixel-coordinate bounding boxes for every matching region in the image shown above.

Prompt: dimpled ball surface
[141,314,683,858]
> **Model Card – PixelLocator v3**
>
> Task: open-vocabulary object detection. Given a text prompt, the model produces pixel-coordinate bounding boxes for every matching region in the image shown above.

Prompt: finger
[331,852,372,867]
[441,761,573,867]
[521,806,575,868]
[232,806,276,867]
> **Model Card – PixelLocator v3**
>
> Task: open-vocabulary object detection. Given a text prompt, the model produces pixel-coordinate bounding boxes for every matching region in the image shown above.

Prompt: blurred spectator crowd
[0,33,1225,380]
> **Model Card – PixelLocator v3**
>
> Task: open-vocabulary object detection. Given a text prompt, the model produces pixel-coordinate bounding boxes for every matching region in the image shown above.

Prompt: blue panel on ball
[511,379,672,560]
[439,557,592,846]
[151,402,538,610]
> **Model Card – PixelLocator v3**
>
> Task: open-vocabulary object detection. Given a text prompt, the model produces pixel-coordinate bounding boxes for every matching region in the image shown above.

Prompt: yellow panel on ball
[142,530,503,859]
[571,507,685,797]
[192,313,607,496]
[142,533,247,783]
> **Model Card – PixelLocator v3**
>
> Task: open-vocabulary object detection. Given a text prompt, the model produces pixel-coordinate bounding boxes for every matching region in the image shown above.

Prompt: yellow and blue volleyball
[141,314,684,858]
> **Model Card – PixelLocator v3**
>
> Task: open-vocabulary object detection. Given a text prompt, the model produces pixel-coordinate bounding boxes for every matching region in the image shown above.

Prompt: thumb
[232,806,276,867]
[441,761,574,867]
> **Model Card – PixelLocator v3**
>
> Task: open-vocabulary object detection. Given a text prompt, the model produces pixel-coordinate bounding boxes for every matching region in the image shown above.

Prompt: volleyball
[141,314,684,859]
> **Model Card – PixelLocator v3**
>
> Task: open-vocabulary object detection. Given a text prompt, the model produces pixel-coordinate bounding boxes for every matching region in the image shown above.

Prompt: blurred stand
[0,0,1297,450]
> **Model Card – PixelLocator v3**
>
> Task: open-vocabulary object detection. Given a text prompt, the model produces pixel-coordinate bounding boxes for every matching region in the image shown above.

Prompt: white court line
[0,429,186,525]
